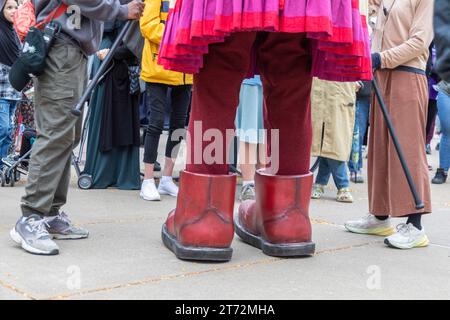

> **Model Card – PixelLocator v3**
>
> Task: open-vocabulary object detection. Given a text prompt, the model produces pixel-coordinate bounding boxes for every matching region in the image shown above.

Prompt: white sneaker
[158,177,179,197]
[345,214,395,236]
[384,223,429,249]
[140,179,161,201]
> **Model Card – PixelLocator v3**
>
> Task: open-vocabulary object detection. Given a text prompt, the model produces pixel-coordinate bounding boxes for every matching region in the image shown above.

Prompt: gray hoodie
[34,0,129,55]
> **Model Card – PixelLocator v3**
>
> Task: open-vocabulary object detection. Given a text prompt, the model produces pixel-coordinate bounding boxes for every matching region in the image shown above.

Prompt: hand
[371,52,381,70]
[356,81,362,92]
[97,49,110,61]
[127,0,145,20]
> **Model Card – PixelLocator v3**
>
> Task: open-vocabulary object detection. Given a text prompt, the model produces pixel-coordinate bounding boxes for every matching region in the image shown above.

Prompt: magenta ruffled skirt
[159,0,372,81]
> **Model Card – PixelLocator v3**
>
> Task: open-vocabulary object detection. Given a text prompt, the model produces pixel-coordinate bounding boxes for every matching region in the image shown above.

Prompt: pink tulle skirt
[158,0,372,81]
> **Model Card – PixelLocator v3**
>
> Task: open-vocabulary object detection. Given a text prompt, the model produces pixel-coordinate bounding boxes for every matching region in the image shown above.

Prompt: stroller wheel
[9,172,15,187]
[0,171,5,187]
[2,169,11,186]
[78,174,93,190]
[14,170,21,182]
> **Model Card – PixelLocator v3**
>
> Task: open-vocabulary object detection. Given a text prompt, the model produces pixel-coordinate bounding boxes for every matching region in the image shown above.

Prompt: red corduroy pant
[186,32,313,176]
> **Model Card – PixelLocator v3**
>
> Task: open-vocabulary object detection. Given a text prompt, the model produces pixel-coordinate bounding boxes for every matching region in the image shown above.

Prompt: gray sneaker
[240,183,256,201]
[10,214,59,255]
[45,212,89,240]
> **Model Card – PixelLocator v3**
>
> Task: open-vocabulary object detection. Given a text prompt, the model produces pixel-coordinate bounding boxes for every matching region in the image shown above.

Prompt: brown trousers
[368,69,432,217]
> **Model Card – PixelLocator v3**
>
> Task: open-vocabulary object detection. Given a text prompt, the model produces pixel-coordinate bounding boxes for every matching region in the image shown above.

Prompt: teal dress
[82,32,141,190]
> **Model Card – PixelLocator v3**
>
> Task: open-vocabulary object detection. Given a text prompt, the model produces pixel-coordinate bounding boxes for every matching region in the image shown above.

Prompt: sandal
[337,188,354,203]
[311,184,325,199]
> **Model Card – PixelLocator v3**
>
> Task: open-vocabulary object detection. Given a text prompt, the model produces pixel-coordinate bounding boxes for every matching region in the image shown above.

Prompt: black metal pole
[372,76,425,210]
[71,20,134,117]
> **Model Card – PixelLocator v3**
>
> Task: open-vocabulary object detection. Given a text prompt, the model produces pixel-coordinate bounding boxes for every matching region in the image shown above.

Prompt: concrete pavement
[0,139,449,300]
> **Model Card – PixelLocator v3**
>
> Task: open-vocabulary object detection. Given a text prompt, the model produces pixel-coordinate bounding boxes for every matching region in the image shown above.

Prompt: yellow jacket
[140,0,193,85]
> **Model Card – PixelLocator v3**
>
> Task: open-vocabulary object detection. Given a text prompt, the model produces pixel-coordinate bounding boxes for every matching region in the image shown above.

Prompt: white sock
[242,180,255,187]
[161,176,173,183]
[144,178,155,184]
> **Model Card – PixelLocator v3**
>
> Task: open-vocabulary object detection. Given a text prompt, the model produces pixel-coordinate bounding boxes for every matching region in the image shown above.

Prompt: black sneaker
[432,168,448,184]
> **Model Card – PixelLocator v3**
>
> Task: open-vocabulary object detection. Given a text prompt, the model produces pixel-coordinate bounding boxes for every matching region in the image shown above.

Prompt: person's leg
[258,33,313,175]
[406,213,423,230]
[0,99,10,160]
[239,141,257,182]
[0,100,16,161]
[432,92,450,184]
[426,99,438,146]
[144,83,169,178]
[357,98,370,170]
[50,108,84,215]
[235,81,263,200]
[141,83,169,201]
[329,159,350,190]
[311,157,329,199]
[163,32,257,261]
[238,140,258,201]
[437,91,450,172]
[185,33,257,174]
[19,130,36,158]
[21,42,87,218]
[158,84,192,196]
[315,157,331,186]
[164,84,191,174]
[330,159,353,203]
[236,33,316,257]
[348,104,360,174]
[13,41,88,255]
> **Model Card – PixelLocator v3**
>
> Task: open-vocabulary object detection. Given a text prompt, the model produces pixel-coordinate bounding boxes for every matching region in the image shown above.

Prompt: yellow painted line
[0,279,36,300]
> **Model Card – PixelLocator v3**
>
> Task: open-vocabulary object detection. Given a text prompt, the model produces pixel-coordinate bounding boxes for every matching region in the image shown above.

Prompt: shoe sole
[161,224,232,262]
[158,189,178,197]
[336,198,354,203]
[345,225,395,236]
[234,217,315,257]
[140,192,161,201]
[384,236,429,249]
[9,229,59,256]
[51,233,89,240]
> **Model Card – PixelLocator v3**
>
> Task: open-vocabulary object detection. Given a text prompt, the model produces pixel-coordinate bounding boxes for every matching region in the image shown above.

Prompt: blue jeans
[437,91,450,170]
[0,99,17,161]
[316,157,350,190]
[348,97,370,172]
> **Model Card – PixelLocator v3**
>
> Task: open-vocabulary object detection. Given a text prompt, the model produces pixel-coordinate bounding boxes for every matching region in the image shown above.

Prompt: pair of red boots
[162,170,315,261]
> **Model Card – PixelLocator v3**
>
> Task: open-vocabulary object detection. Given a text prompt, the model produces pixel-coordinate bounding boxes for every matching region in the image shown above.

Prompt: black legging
[426,99,438,144]
[143,83,192,164]
[20,129,36,158]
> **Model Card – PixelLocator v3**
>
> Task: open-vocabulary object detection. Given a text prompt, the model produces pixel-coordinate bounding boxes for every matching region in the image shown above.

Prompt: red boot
[235,171,315,257]
[162,171,236,261]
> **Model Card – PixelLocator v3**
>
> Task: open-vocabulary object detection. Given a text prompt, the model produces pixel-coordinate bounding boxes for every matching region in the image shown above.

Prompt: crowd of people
[0,0,449,259]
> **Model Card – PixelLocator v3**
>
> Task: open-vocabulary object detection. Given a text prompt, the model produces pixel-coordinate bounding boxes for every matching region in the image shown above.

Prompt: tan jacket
[311,79,357,162]
[370,0,434,71]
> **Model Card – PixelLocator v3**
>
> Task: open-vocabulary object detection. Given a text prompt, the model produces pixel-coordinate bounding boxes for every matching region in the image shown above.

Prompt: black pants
[426,99,438,144]
[144,83,192,164]
[20,129,36,158]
